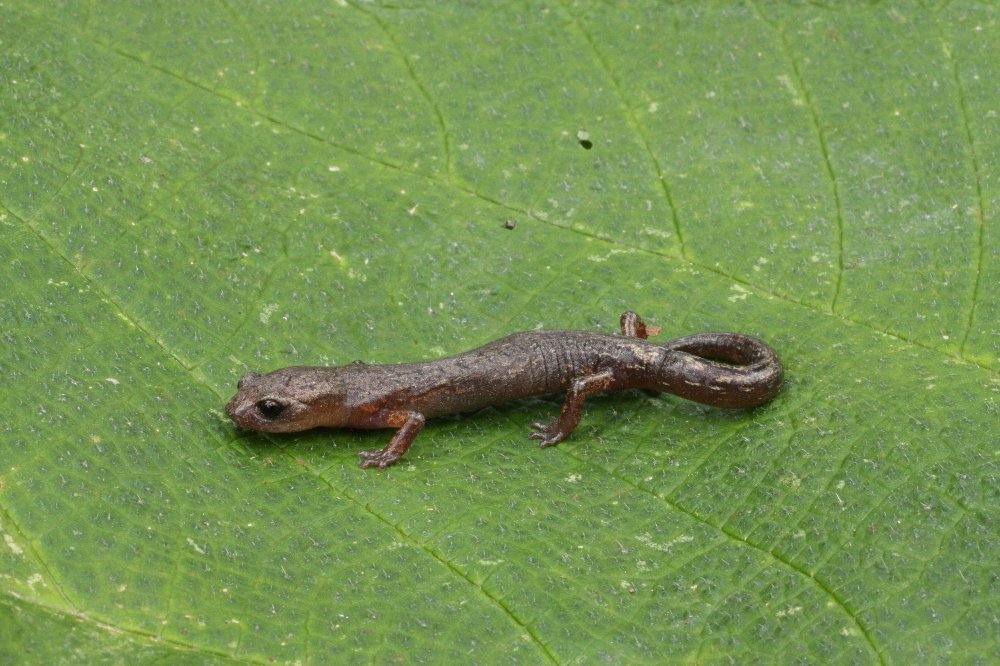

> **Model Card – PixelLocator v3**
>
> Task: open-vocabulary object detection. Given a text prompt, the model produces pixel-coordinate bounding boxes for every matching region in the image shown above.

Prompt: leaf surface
[2,1,1000,664]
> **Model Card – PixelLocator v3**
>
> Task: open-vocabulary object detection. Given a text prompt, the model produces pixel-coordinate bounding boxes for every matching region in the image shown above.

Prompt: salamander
[225,311,783,469]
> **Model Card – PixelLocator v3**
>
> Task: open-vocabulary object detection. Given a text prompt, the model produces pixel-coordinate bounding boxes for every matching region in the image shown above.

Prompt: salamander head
[225,367,350,432]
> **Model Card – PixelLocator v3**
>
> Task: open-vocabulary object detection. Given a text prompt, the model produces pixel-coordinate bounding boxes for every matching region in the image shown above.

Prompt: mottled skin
[226,312,783,470]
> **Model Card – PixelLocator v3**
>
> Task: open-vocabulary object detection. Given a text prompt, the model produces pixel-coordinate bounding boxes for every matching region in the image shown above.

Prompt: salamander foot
[357,448,402,470]
[528,417,566,448]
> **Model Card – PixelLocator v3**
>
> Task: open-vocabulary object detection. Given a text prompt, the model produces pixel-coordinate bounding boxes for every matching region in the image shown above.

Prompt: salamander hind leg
[528,416,563,447]
[529,370,615,447]
[620,311,661,339]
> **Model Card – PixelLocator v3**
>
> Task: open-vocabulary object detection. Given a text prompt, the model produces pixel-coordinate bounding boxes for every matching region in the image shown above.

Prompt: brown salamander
[225,311,783,470]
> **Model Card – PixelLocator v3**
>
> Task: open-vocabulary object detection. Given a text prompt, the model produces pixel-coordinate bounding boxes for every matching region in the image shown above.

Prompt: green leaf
[2,1,999,664]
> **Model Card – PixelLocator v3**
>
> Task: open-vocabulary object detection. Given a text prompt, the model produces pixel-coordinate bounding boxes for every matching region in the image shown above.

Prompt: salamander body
[226,312,783,469]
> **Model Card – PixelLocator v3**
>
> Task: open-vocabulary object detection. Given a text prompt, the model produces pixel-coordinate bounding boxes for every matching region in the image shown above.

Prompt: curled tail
[620,311,783,409]
[660,332,783,408]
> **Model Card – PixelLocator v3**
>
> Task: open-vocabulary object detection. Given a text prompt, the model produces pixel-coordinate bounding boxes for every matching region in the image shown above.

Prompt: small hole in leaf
[577,129,593,150]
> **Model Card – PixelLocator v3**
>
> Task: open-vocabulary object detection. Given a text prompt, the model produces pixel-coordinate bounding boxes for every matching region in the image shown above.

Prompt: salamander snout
[226,372,300,432]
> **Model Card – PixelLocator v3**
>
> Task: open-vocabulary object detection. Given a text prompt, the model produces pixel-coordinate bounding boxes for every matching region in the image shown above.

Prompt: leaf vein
[942,30,988,358]
[751,3,847,314]
[294,454,561,666]
[554,0,685,260]
[349,1,453,181]
[551,445,886,665]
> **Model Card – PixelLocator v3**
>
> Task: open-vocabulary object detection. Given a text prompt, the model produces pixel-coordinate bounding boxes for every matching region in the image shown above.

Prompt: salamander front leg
[529,370,615,447]
[357,411,425,470]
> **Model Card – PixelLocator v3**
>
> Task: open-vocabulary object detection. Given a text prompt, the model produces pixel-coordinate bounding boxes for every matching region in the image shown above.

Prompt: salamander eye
[256,399,286,419]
